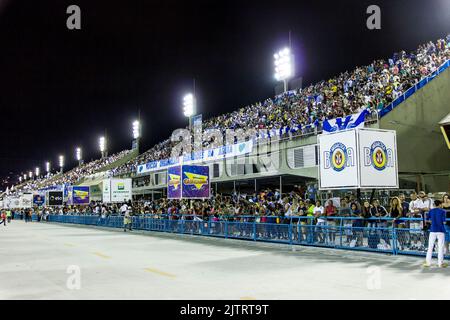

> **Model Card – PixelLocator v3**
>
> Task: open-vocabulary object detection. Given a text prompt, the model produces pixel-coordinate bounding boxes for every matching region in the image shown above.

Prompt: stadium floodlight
[35,167,40,177]
[132,120,140,139]
[274,47,294,92]
[28,171,33,179]
[46,161,50,173]
[23,174,27,180]
[59,155,64,173]
[19,176,22,183]
[183,93,195,118]
[76,147,82,161]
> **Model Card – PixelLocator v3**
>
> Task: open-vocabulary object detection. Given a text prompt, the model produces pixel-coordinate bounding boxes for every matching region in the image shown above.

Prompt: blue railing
[379,59,450,118]
[24,213,450,259]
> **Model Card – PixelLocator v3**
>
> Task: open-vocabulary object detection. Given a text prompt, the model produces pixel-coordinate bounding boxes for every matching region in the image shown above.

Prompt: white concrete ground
[1,220,450,300]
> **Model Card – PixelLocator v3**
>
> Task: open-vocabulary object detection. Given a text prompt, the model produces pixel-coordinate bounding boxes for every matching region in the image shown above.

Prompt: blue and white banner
[137,140,253,174]
[322,110,369,134]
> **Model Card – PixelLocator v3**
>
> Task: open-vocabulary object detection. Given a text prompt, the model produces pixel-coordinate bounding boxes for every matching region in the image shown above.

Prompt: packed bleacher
[12,149,131,194]
[111,35,450,176]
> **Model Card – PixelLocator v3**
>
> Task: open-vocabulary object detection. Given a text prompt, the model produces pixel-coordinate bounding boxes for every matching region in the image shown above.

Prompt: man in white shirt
[313,200,326,243]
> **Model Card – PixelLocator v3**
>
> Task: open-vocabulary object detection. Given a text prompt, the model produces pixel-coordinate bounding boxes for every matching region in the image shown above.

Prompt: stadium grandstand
[2,0,450,302]
[3,35,450,198]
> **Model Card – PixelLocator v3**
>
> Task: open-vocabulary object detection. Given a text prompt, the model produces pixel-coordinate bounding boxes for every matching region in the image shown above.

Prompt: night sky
[0,0,449,187]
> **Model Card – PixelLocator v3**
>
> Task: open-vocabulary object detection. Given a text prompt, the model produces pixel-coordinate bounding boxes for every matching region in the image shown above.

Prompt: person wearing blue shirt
[424,200,448,268]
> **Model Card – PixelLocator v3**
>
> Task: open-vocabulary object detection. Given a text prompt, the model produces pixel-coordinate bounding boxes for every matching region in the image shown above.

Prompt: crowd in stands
[9,188,450,251]
[9,150,131,195]
[5,35,450,191]
[111,35,450,176]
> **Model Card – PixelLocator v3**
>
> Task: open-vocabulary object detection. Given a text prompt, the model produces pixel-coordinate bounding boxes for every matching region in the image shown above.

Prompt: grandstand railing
[21,213,450,259]
[379,59,450,118]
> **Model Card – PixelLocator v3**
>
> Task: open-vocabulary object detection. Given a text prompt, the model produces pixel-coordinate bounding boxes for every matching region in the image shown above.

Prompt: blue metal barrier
[41,214,450,259]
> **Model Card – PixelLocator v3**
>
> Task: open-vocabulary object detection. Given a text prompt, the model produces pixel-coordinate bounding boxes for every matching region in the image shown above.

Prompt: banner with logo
[137,140,254,175]
[181,165,210,199]
[319,128,398,190]
[47,191,64,206]
[103,179,132,203]
[358,129,398,188]
[6,196,19,208]
[167,166,182,199]
[33,193,46,207]
[102,179,111,203]
[322,110,369,134]
[72,186,90,205]
[318,130,359,189]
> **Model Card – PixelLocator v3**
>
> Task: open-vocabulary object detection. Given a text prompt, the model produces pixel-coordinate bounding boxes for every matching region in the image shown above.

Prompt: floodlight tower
[59,155,64,173]
[76,147,83,166]
[99,136,107,159]
[274,47,294,92]
[183,93,196,132]
[132,120,141,152]
[46,161,51,177]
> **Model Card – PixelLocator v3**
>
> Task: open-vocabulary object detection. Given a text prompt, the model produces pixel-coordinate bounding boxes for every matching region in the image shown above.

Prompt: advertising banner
[103,179,132,203]
[7,196,20,208]
[33,193,46,207]
[319,128,398,190]
[72,186,90,205]
[318,130,359,189]
[358,128,398,188]
[181,165,210,199]
[47,191,64,206]
[137,140,254,175]
[167,166,182,199]
[102,179,111,203]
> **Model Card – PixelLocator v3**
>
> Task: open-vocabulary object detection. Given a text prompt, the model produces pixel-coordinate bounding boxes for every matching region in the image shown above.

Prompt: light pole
[59,155,64,173]
[183,93,195,131]
[76,147,83,165]
[35,167,40,179]
[19,176,22,183]
[28,171,33,180]
[274,47,294,92]
[23,173,27,181]
[132,120,141,152]
[46,161,50,177]
[99,136,106,159]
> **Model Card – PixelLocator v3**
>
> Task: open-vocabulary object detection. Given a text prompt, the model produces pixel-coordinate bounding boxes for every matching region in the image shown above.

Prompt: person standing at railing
[370,199,389,246]
[389,197,406,250]
[351,203,365,247]
[416,191,434,250]
[442,194,450,254]
[325,200,337,244]
[313,201,326,244]
[423,200,448,268]
[122,203,132,232]
[305,199,315,243]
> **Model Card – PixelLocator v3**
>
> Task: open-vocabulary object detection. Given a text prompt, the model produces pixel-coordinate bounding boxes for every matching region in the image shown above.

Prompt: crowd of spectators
[11,188,450,251]
[9,150,131,195]
[111,35,450,175]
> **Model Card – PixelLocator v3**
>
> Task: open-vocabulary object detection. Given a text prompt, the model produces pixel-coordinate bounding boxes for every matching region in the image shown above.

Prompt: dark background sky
[0,0,449,187]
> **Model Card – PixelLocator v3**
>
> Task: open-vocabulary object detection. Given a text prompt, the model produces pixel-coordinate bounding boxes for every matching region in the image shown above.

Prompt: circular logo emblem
[370,141,387,171]
[330,142,347,172]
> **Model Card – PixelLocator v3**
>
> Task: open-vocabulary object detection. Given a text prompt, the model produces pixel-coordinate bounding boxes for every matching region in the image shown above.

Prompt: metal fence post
[225,221,228,239]
[289,223,293,245]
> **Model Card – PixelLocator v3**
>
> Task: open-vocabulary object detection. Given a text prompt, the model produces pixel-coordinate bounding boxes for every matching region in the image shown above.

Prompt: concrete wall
[379,68,450,174]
